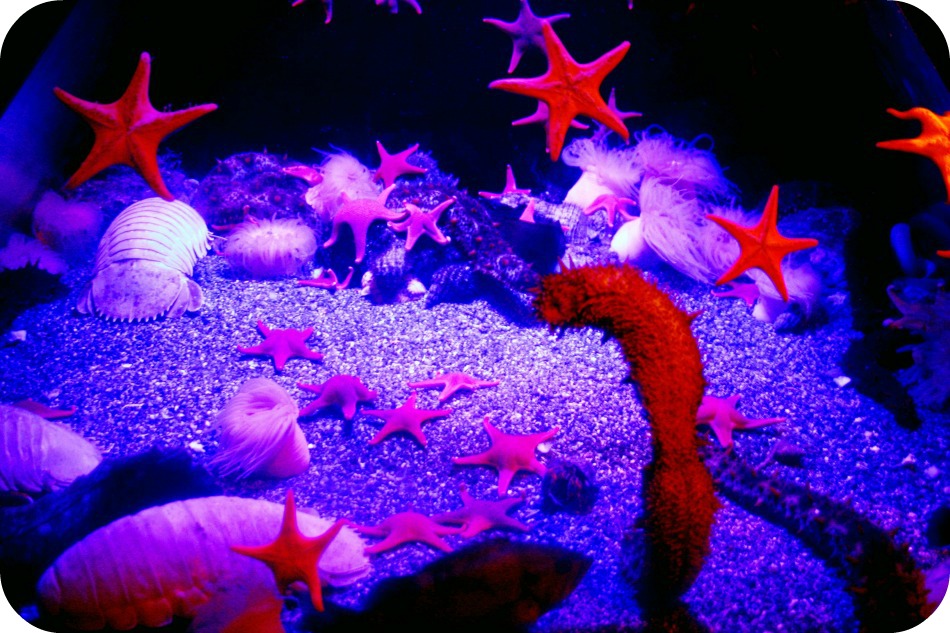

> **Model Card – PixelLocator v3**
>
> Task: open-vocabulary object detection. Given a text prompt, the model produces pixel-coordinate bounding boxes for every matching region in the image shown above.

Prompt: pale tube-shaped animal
[209,378,310,480]
[0,404,102,494]
[37,495,370,631]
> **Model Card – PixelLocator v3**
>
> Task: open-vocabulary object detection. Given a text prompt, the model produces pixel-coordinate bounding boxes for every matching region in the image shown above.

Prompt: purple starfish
[696,395,785,449]
[362,391,452,447]
[373,141,427,188]
[583,194,638,228]
[323,184,406,263]
[407,372,500,402]
[298,374,377,420]
[483,0,570,74]
[298,266,354,290]
[237,321,324,372]
[433,484,529,538]
[477,165,531,199]
[356,511,462,553]
[388,198,455,251]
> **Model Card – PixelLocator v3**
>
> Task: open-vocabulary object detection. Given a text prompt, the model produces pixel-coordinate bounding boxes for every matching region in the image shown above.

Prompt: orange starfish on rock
[877,107,950,202]
[53,52,217,201]
[706,185,818,302]
[231,489,349,612]
[489,21,630,161]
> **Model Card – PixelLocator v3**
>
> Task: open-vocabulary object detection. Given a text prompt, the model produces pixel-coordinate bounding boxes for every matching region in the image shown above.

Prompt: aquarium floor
[1,254,947,633]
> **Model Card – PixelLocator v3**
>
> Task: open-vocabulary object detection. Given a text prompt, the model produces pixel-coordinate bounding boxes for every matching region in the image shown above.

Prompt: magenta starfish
[323,184,406,263]
[518,199,538,223]
[453,416,559,497]
[237,321,324,372]
[590,88,642,143]
[362,391,452,447]
[298,266,354,290]
[433,484,529,538]
[53,52,217,201]
[696,395,785,449]
[231,490,348,612]
[12,399,77,419]
[583,194,638,228]
[512,100,589,133]
[373,141,427,188]
[356,511,462,553]
[388,198,455,251]
[407,372,500,402]
[483,0,570,74]
[298,374,377,420]
[478,165,531,199]
[489,21,631,161]
[711,279,760,308]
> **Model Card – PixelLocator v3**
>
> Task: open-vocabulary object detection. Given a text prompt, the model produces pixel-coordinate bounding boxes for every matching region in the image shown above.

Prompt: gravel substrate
[1,243,948,633]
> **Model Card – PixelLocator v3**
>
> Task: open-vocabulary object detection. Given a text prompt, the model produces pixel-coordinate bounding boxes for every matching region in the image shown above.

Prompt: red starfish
[231,489,348,612]
[489,21,630,161]
[53,52,217,201]
[362,391,452,447]
[711,279,760,308]
[298,374,378,420]
[706,185,819,302]
[12,399,77,419]
[453,416,559,497]
[583,193,638,228]
[388,198,455,251]
[373,141,427,188]
[356,511,462,553]
[237,321,324,372]
[433,484,529,538]
[877,107,950,202]
[696,395,785,449]
[406,372,500,402]
[478,164,532,199]
[483,0,570,74]
[323,185,406,263]
[298,266,354,290]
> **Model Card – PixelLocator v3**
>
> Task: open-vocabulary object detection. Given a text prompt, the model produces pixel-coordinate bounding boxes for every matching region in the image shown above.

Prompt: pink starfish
[388,198,455,251]
[298,266,354,290]
[433,484,529,538]
[711,279,760,308]
[323,184,406,263]
[237,321,324,372]
[483,0,570,74]
[696,395,786,449]
[407,372,500,402]
[362,391,452,447]
[518,199,538,223]
[583,193,638,228]
[478,165,531,199]
[298,374,377,420]
[590,88,642,143]
[373,141,427,188]
[12,399,77,419]
[453,416,559,497]
[355,511,462,553]
[512,100,590,134]
[376,0,422,16]
[282,164,323,186]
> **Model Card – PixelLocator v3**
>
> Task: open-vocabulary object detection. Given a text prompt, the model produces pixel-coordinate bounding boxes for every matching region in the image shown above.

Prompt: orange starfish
[706,185,818,302]
[53,52,217,201]
[877,107,950,202]
[230,489,349,612]
[489,21,630,161]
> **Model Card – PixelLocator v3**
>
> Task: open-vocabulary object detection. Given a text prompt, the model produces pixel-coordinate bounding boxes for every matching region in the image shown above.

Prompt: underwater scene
[0,1,949,632]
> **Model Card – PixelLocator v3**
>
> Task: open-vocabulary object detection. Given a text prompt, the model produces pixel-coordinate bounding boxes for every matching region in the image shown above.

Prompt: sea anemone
[210,377,310,480]
[561,137,640,208]
[304,151,379,221]
[31,191,103,259]
[0,233,67,275]
[223,217,317,279]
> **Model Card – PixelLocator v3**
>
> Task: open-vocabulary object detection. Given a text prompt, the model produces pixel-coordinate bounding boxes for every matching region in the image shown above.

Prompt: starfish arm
[452,451,493,467]
[497,469,517,497]
[337,266,354,288]
[710,422,735,448]
[733,413,786,430]
[322,220,343,249]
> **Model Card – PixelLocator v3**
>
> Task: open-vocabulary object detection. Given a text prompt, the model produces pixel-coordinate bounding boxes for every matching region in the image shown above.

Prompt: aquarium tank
[0,1,949,632]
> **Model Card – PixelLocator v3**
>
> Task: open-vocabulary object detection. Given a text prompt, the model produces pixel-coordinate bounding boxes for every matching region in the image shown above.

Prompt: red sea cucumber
[533,262,717,611]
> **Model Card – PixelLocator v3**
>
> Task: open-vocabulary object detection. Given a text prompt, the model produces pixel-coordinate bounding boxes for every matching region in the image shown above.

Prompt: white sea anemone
[31,191,103,258]
[561,138,641,208]
[223,217,317,279]
[0,233,67,275]
[210,378,310,480]
[304,151,379,221]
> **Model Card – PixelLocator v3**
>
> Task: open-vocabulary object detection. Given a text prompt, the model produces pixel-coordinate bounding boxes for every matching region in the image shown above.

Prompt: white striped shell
[37,495,370,631]
[0,404,102,494]
[210,378,310,480]
[77,198,211,321]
